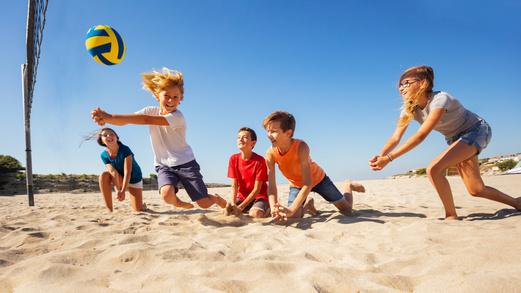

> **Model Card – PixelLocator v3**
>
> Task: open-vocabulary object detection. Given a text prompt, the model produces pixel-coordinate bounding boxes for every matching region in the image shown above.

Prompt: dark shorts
[236,198,270,213]
[155,160,209,202]
[288,175,345,207]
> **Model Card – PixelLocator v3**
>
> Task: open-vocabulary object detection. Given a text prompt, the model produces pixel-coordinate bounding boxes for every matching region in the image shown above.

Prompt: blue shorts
[288,175,345,207]
[447,119,492,155]
[155,160,209,201]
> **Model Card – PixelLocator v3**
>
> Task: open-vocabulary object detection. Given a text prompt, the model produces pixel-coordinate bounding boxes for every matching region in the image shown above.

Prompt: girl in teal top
[97,128,146,212]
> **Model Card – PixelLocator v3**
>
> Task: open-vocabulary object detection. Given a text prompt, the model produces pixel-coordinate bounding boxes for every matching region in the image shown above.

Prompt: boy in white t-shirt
[91,67,227,210]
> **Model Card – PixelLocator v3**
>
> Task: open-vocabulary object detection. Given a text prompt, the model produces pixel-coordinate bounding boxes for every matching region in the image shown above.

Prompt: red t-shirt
[227,153,269,202]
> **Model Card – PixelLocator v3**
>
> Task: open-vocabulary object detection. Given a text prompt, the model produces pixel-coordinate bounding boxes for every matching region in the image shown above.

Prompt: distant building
[491,153,521,163]
[488,157,501,163]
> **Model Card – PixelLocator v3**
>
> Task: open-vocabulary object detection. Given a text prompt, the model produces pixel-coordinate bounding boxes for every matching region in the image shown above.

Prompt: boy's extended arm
[91,108,169,126]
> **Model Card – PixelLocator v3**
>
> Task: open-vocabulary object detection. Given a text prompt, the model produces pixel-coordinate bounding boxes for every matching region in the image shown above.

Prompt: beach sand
[1,174,520,292]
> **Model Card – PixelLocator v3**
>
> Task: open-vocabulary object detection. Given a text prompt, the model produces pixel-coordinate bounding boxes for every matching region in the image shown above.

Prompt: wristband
[387,153,394,162]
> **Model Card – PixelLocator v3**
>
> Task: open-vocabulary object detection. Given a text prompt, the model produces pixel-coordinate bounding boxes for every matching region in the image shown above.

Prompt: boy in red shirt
[227,127,275,218]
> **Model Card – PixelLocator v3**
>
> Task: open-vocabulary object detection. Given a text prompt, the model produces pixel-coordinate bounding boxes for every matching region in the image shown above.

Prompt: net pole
[23,0,36,206]
[22,64,35,206]
[22,0,47,206]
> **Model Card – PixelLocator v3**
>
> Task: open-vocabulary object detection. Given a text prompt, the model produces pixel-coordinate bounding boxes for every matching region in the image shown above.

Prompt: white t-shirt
[135,106,195,167]
[410,91,480,140]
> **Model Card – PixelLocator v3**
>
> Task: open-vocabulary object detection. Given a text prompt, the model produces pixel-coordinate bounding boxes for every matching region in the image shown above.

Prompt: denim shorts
[447,119,492,155]
[155,160,209,201]
[288,175,345,207]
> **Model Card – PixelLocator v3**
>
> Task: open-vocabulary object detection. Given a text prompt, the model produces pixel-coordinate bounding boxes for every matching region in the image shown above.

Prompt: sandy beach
[1,174,520,292]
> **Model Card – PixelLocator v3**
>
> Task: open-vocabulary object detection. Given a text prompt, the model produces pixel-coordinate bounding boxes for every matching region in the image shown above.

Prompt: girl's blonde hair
[398,66,434,125]
[141,67,184,100]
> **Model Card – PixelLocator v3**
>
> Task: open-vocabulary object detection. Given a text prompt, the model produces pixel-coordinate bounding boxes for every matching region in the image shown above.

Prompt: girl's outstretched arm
[369,122,408,168]
[379,123,409,157]
[371,108,446,170]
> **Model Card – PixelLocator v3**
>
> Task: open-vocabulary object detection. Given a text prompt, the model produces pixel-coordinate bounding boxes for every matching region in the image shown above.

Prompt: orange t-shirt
[268,139,325,188]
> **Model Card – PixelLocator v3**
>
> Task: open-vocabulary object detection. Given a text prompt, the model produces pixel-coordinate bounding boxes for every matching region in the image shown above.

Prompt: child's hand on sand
[224,204,241,216]
[232,205,242,216]
[272,203,290,222]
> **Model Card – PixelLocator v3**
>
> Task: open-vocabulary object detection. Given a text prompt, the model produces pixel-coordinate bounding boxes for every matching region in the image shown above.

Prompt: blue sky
[1,1,520,184]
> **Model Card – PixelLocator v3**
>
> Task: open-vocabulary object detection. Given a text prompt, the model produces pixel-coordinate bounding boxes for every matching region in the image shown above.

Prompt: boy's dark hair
[262,111,296,137]
[239,127,257,142]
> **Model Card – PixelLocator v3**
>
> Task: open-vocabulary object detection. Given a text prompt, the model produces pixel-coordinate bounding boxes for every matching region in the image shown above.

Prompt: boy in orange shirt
[263,111,365,221]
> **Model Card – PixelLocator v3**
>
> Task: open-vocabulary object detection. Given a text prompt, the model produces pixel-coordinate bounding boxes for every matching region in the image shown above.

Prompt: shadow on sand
[261,208,427,230]
[460,208,521,221]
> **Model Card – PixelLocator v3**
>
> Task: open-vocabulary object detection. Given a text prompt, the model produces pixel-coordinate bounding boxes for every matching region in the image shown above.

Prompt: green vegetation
[414,168,427,176]
[496,159,517,171]
[403,168,427,177]
[0,155,25,173]
[16,172,26,181]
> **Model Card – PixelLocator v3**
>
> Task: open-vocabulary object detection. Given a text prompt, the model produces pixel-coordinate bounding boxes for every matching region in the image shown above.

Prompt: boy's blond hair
[262,111,296,137]
[141,67,184,100]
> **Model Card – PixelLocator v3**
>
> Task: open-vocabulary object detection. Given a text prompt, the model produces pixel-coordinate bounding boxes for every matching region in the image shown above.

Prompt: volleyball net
[22,0,48,206]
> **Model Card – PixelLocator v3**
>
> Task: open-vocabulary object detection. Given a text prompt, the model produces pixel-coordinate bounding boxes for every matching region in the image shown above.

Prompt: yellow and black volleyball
[85,25,125,66]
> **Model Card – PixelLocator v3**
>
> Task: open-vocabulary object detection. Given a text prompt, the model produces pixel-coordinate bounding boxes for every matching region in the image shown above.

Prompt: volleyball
[85,25,125,66]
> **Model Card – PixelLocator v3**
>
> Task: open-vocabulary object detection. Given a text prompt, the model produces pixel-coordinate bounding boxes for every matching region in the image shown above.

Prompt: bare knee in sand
[160,185,194,209]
